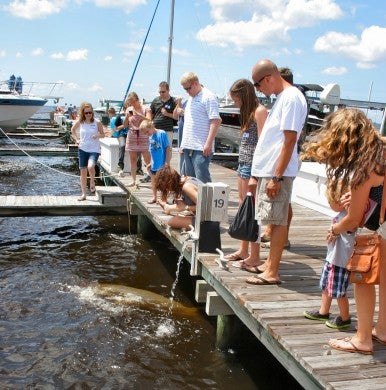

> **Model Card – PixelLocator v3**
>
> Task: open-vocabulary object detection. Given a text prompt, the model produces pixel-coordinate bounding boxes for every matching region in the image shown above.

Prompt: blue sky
[1,0,385,121]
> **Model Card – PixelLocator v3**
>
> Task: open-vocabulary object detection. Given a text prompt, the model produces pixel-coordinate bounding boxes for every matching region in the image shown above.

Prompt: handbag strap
[380,166,386,225]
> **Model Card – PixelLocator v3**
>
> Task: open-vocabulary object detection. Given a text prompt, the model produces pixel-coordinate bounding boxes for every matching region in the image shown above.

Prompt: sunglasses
[84,111,93,115]
[253,74,270,88]
[183,86,192,91]
[159,90,167,93]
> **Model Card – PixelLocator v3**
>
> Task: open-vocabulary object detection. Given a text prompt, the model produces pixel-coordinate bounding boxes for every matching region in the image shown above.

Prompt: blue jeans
[78,149,99,169]
[182,149,212,183]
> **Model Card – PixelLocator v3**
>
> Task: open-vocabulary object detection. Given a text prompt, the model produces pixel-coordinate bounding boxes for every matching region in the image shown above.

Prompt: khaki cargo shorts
[255,177,294,226]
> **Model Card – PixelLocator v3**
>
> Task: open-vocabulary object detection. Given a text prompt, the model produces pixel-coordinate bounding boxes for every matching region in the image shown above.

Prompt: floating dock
[0,144,78,157]
[0,186,127,217]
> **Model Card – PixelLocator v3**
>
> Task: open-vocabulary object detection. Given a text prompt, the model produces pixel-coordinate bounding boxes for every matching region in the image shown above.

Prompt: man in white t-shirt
[179,72,221,183]
[246,59,307,286]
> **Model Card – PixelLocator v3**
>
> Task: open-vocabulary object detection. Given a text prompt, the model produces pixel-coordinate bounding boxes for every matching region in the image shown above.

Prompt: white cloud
[208,0,260,22]
[197,18,290,49]
[16,52,23,58]
[51,52,64,59]
[31,48,43,56]
[66,49,88,61]
[322,66,347,75]
[93,0,146,9]
[198,0,343,49]
[283,0,343,27]
[65,82,80,91]
[0,50,6,57]
[4,0,67,20]
[88,83,103,92]
[104,55,113,61]
[314,26,386,68]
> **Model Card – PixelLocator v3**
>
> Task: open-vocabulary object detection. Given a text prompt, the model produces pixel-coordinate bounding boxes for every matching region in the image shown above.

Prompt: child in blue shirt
[108,107,127,177]
[139,119,171,204]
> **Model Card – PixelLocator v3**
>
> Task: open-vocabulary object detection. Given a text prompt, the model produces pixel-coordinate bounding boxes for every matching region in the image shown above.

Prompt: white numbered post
[191,182,230,275]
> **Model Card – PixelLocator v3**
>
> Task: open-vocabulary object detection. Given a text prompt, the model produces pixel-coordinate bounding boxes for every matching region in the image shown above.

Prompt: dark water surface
[0,153,301,389]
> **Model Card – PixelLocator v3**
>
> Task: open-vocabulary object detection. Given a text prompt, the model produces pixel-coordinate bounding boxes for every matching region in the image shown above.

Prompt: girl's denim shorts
[237,163,252,179]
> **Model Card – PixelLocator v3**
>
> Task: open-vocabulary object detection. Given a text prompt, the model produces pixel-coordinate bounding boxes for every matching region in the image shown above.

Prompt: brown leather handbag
[346,232,381,284]
[346,173,386,285]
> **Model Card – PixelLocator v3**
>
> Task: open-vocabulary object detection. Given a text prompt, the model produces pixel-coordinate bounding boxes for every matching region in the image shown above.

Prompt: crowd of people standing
[70,59,385,355]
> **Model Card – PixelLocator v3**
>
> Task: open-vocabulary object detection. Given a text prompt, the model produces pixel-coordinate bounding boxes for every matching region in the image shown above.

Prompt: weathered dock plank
[0,187,127,216]
[97,155,386,390]
[0,145,77,157]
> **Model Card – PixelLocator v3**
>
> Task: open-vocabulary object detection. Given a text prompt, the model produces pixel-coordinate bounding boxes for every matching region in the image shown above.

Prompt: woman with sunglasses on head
[71,102,105,201]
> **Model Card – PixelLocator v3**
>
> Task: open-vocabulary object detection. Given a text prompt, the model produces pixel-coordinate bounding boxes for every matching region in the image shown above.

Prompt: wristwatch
[272,176,284,182]
[185,205,190,211]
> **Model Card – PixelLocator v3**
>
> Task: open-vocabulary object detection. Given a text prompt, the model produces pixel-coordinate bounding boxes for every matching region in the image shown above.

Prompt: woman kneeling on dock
[154,166,201,230]
[71,102,105,201]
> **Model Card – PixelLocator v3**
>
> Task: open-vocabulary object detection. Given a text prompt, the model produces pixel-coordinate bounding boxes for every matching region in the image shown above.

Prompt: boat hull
[0,96,47,130]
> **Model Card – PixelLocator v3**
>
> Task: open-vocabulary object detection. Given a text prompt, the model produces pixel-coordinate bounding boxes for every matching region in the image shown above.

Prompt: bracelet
[185,205,190,212]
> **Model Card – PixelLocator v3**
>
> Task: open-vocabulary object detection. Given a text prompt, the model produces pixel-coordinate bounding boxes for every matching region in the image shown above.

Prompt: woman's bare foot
[328,336,373,355]
[242,256,261,267]
[147,198,157,204]
[77,194,86,201]
[163,204,173,214]
[224,251,249,261]
[372,329,386,345]
[257,261,268,273]
[232,259,260,269]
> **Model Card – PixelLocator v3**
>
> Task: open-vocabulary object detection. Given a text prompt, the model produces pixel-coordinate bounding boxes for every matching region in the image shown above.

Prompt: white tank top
[79,120,101,153]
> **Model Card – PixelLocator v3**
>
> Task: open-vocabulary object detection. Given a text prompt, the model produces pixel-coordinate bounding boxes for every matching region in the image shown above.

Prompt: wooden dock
[98,156,386,390]
[0,144,78,157]
[0,186,127,217]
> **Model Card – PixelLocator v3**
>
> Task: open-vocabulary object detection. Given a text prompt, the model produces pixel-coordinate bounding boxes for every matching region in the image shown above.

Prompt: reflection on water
[0,154,301,389]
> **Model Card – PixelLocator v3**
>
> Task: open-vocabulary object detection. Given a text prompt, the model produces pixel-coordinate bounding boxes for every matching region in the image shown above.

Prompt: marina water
[0,138,301,389]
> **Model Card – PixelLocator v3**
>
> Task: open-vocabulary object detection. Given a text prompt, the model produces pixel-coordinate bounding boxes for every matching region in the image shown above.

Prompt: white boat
[0,80,48,131]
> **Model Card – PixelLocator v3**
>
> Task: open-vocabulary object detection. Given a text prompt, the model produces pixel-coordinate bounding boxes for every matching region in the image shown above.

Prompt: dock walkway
[99,155,386,390]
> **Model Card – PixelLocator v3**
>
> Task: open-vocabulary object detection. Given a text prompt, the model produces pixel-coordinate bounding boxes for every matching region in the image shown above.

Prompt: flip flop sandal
[244,265,263,274]
[328,337,373,355]
[372,334,386,346]
[224,253,246,261]
[245,276,281,285]
[232,260,253,269]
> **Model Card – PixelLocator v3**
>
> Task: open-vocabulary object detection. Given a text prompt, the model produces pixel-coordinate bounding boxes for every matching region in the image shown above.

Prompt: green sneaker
[325,316,351,329]
[303,309,330,321]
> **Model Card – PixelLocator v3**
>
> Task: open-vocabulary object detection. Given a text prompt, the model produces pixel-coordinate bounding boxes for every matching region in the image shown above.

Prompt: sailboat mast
[166,0,175,86]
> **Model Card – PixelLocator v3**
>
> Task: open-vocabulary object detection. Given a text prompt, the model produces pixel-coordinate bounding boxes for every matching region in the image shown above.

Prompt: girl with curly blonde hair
[302,107,386,355]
